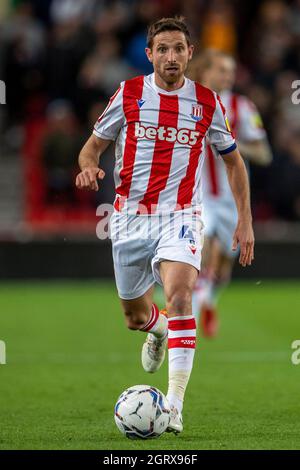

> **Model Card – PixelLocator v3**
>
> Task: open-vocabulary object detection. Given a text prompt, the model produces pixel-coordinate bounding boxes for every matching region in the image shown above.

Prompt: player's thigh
[160,260,198,291]
[218,253,235,283]
[159,260,198,315]
[217,203,238,257]
[208,236,224,274]
[202,235,219,270]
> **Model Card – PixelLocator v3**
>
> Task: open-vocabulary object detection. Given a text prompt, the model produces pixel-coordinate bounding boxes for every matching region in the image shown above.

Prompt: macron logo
[137,99,145,109]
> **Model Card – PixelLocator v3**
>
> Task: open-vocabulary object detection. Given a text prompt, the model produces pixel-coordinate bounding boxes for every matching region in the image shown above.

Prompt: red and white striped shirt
[202,90,266,202]
[93,73,236,214]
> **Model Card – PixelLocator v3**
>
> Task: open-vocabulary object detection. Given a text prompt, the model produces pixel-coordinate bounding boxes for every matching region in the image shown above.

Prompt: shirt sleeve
[207,93,237,155]
[237,96,266,142]
[93,83,125,141]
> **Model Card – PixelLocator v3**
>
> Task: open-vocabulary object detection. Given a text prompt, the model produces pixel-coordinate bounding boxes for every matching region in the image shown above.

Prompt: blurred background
[0,0,300,451]
[0,0,300,279]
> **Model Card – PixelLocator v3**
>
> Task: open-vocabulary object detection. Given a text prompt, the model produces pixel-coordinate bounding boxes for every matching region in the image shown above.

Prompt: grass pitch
[0,280,299,450]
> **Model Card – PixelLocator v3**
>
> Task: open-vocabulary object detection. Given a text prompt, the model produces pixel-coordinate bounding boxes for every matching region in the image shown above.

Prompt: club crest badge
[190,103,203,122]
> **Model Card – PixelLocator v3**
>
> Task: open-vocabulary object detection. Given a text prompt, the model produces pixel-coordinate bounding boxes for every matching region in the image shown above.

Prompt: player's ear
[188,44,194,61]
[145,48,153,63]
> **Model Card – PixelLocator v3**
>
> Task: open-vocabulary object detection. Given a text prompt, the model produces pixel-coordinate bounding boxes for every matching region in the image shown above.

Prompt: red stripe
[230,93,238,133]
[168,318,196,331]
[115,76,144,203]
[96,86,121,126]
[138,94,179,213]
[176,83,216,209]
[217,94,235,140]
[141,304,159,332]
[207,144,219,196]
[168,337,196,349]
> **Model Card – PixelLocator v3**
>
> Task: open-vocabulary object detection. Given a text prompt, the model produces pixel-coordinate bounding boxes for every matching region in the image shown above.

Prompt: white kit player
[190,50,272,337]
[75,18,254,434]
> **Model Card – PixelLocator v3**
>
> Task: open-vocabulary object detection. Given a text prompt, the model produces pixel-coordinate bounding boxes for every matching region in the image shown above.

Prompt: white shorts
[110,211,204,300]
[202,198,238,258]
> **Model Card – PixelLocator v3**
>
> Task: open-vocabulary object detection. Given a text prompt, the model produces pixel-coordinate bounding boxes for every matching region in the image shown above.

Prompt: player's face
[146,31,194,88]
[205,56,236,93]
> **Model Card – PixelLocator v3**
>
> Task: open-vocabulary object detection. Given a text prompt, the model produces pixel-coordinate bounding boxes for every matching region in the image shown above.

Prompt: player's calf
[124,310,149,330]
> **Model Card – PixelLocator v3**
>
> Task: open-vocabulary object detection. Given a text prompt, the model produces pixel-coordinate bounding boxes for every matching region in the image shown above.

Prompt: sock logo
[181,339,196,346]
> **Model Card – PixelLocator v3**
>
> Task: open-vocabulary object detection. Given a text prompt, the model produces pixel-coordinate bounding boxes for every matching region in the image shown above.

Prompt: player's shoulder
[121,75,145,95]
[192,80,217,107]
[121,75,146,89]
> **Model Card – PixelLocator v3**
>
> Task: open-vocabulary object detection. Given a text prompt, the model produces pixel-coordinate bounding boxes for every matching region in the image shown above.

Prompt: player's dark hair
[147,16,191,49]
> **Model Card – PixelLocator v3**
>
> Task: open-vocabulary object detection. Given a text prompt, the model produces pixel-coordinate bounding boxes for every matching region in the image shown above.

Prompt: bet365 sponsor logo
[0,340,6,364]
[135,122,200,146]
[0,80,6,104]
[291,340,300,365]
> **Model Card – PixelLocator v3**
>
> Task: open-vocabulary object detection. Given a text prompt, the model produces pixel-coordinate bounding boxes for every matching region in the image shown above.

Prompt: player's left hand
[232,219,255,267]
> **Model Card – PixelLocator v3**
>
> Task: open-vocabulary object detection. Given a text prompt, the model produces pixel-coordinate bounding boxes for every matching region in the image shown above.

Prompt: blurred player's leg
[160,261,198,433]
[193,236,221,337]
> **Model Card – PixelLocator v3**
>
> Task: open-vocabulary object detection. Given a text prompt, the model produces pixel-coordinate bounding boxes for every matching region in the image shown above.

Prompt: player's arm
[76,135,111,191]
[208,94,254,267]
[76,83,124,191]
[237,98,273,166]
[238,138,273,166]
[221,148,254,267]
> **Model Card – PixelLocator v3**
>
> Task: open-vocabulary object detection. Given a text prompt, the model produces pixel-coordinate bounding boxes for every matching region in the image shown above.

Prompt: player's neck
[154,73,185,92]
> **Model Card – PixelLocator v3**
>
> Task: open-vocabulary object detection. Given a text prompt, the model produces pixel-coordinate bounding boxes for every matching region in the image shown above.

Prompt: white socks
[167,315,196,413]
[139,308,197,413]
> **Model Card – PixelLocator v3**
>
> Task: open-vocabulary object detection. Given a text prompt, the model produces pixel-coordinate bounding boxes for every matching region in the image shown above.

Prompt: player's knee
[165,287,192,314]
[124,310,148,330]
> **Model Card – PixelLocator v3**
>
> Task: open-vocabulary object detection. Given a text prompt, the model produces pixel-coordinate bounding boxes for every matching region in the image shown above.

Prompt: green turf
[0,280,299,450]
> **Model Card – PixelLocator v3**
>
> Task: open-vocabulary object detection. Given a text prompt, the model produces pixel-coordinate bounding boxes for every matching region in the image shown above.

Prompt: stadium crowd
[0,0,300,226]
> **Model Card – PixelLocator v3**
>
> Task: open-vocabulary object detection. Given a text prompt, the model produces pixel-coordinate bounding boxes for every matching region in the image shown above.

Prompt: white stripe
[168,315,194,322]
[156,89,194,208]
[168,329,196,339]
[128,81,160,208]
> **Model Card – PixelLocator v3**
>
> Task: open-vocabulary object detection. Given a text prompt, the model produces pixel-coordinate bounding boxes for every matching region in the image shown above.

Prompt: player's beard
[160,65,185,85]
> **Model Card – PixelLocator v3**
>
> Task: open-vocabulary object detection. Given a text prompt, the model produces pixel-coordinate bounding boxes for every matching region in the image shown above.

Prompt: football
[114,385,171,439]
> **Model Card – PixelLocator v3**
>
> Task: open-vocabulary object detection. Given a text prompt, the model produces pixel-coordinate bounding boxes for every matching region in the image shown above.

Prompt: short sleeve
[237,97,266,142]
[93,83,125,141]
[208,93,237,155]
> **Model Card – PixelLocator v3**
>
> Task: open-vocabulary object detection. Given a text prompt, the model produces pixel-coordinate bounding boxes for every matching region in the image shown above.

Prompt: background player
[75,18,254,434]
[189,50,272,337]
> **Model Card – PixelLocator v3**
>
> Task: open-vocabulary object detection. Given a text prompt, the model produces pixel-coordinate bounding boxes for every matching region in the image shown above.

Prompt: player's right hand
[75,168,105,191]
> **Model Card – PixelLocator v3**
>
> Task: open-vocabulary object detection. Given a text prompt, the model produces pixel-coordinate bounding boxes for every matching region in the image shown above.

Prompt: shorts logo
[179,225,197,255]
[190,103,203,122]
[188,239,197,255]
[135,122,200,146]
